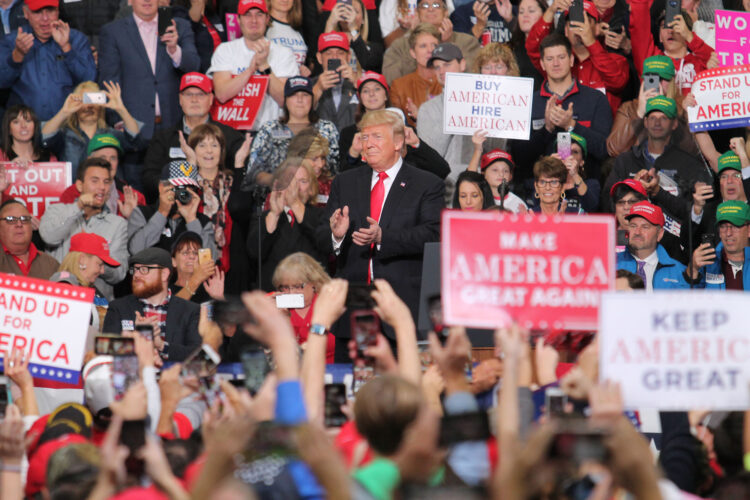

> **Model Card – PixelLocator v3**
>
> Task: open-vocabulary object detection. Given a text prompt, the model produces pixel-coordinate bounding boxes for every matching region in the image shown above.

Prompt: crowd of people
[0,0,748,497]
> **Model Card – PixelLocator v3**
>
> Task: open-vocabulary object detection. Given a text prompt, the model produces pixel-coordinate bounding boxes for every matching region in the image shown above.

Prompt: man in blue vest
[616,200,691,290]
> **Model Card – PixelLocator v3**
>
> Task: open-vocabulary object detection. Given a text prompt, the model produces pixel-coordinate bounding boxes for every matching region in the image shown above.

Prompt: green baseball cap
[87,133,122,156]
[716,200,750,227]
[570,132,587,158]
[643,55,675,81]
[645,96,677,119]
[717,151,742,173]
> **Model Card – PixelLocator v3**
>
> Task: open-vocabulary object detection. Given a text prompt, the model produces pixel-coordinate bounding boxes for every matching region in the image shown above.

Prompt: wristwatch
[309,323,328,336]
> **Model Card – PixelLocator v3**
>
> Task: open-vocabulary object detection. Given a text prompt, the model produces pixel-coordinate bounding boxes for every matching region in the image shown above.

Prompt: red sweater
[629,0,713,95]
[526,17,628,116]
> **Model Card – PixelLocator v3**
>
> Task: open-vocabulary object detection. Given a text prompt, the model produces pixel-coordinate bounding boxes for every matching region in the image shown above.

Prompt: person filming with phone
[312,31,359,131]
[689,201,750,291]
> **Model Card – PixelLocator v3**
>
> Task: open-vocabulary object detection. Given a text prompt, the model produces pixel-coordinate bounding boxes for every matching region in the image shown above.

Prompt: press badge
[121,320,135,331]
[272,129,293,139]
[169,147,187,159]
[532,119,545,130]
[706,273,725,285]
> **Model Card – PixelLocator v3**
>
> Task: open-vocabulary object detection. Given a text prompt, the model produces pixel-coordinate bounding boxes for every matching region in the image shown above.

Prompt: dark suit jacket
[98,15,201,140]
[316,162,444,337]
[102,293,202,361]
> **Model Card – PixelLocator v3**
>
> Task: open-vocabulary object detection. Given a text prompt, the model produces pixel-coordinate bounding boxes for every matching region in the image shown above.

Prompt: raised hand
[51,20,71,51]
[160,19,180,54]
[178,131,197,166]
[330,205,350,241]
[117,185,139,219]
[13,27,34,61]
[234,133,252,169]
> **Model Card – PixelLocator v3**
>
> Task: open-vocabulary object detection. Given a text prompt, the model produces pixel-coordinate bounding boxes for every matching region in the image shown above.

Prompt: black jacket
[102,294,201,361]
[142,119,244,203]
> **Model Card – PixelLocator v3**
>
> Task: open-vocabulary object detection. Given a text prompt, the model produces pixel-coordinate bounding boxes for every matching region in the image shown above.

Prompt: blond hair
[66,81,108,138]
[408,23,440,49]
[358,109,405,141]
[58,252,91,287]
[269,0,302,28]
[272,252,330,291]
[474,43,520,76]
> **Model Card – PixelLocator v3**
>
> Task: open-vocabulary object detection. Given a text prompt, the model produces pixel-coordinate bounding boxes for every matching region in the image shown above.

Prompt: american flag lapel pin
[400,181,406,188]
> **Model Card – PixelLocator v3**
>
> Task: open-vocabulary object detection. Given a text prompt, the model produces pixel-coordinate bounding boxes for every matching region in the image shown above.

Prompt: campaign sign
[441,211,615,330]
[1,162,71,218]
[599,291,750,410]
[225,13,241,41]
[687,65,750,132]
[442,72,534,140]
[210,76,269,130]
[715,10,750,67]
[0,273,93,384]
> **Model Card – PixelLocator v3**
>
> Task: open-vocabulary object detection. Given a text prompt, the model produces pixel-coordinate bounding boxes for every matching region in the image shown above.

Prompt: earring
[534,192,539,199]
[560,191,566,200]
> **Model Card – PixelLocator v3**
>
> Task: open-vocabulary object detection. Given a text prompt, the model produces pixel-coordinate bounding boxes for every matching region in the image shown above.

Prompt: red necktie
[288,209,295,227]
[368,172,388,283]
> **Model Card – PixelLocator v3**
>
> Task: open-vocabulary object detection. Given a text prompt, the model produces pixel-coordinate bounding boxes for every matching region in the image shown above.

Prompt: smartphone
[352,364,375,393]
[545,387,568,417]
[201,300,214,321]
[120,418,146,476]
[346,283,376,309]
[568,0,584,24]
[240,346,271,395]
[0,376,11,416]
[182,344,221,379]
[214,296,254,326]
[112,342,138,400]
[351,310,380,358]
[644,74,661,93]
[427,294,445,335]
[701,233,715,247]
[327,58,342,85]
[83,92,107,105]
[417,340,432,371]
[95,335,115,355]
[135,324,153,341]
[438,411,492,448]
[158,6,173,36]
[275,293,305,309]
[557,132,571,160]
[664,0,681,27]
[198,248,212,265]
[324,383,348,427]
[549,421,608,465]
[337,0,353,5]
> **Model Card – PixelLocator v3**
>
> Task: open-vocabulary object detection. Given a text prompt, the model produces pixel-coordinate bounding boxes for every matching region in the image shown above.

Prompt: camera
[174,185,194,205]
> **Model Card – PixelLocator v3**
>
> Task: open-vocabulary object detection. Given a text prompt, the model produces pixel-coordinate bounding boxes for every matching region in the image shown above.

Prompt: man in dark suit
[98,0,200,142]
[103,247,201,362]
[317,109,444,358]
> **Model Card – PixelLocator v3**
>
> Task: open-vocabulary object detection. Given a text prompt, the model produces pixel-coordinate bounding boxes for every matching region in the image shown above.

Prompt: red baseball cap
[70,232,121,267]
[625,201,665,226]
[25,0,58,10]
[481,149,514,171]
[318,31,350,52]
[609,178,648,198]
[180,72,213,93]
[356,71,389,92]
[238,0,268,15]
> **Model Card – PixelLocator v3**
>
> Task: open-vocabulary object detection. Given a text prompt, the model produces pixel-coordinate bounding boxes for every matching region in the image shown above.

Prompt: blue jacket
[616,245,691,289]
[700,243,750,290]
[98,15,200,139]
[0,25,96,120]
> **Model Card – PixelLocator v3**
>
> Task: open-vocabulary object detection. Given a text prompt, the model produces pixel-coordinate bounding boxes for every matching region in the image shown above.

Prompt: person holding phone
[272,252,336,363]
[169,231,224,303]
[311,31,360,131]
[553,132,600,213]
[689,201,750,290]
[325,0,384,72]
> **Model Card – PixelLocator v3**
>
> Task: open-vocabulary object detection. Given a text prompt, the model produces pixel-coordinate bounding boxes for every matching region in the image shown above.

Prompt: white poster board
[442,72,534,140]
[599,291,750,410]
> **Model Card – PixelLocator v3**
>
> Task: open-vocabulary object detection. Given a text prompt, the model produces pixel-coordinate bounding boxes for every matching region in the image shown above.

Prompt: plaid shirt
[140,290,171,360]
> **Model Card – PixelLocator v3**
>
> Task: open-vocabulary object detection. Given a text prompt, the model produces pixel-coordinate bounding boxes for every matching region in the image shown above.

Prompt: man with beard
[39,156,128,300]
[616,201,692,291]
[127,160,216,257]
[103,247,201,361]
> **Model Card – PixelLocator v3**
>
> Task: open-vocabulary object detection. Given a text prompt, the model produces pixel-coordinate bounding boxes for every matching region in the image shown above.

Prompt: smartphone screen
[112,355,139,400]
[324,383,348,427]
[182,345,221,379]
[198,248,212,265]
[427,294,444,335]
[545,387,568,417]
[557,132,571,160]
[0,376,10,416]
[351,310,380,359]
[82,92,107,104]
[346,283,376,309]
[438,411,491,447]
[241,347,270,395]
[95,335,114,355]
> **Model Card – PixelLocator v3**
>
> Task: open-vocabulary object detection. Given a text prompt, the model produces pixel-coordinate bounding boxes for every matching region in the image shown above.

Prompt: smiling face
[79,253,105,285]
[535,176,563,206]
[76,166,112,208]
[360,123,403,172]
[410,33,439,69]
[458,180,483,211]
[359,81,388,111]
[195,135,222,170]
[518,0,543,34]
[9,112,34,144]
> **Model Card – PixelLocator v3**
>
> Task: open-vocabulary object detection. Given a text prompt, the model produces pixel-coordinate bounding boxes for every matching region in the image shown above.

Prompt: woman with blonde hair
[272,252,335,363]
[248,157,328,291]
[41,81,144,178]
[473,42,520,77]
[54,232,121,306]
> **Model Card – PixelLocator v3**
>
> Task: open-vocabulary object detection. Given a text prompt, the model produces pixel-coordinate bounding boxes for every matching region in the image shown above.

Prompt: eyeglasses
[181,91,208,99]
[481,64,508,74]
[536,179,561,188]
[419,1,443,9]
[2,216,32,225]
[129,265,163,275]
[615,198,640,207]
[278,283,306,293]
[719,172,742,181]
[179,250,199,257]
